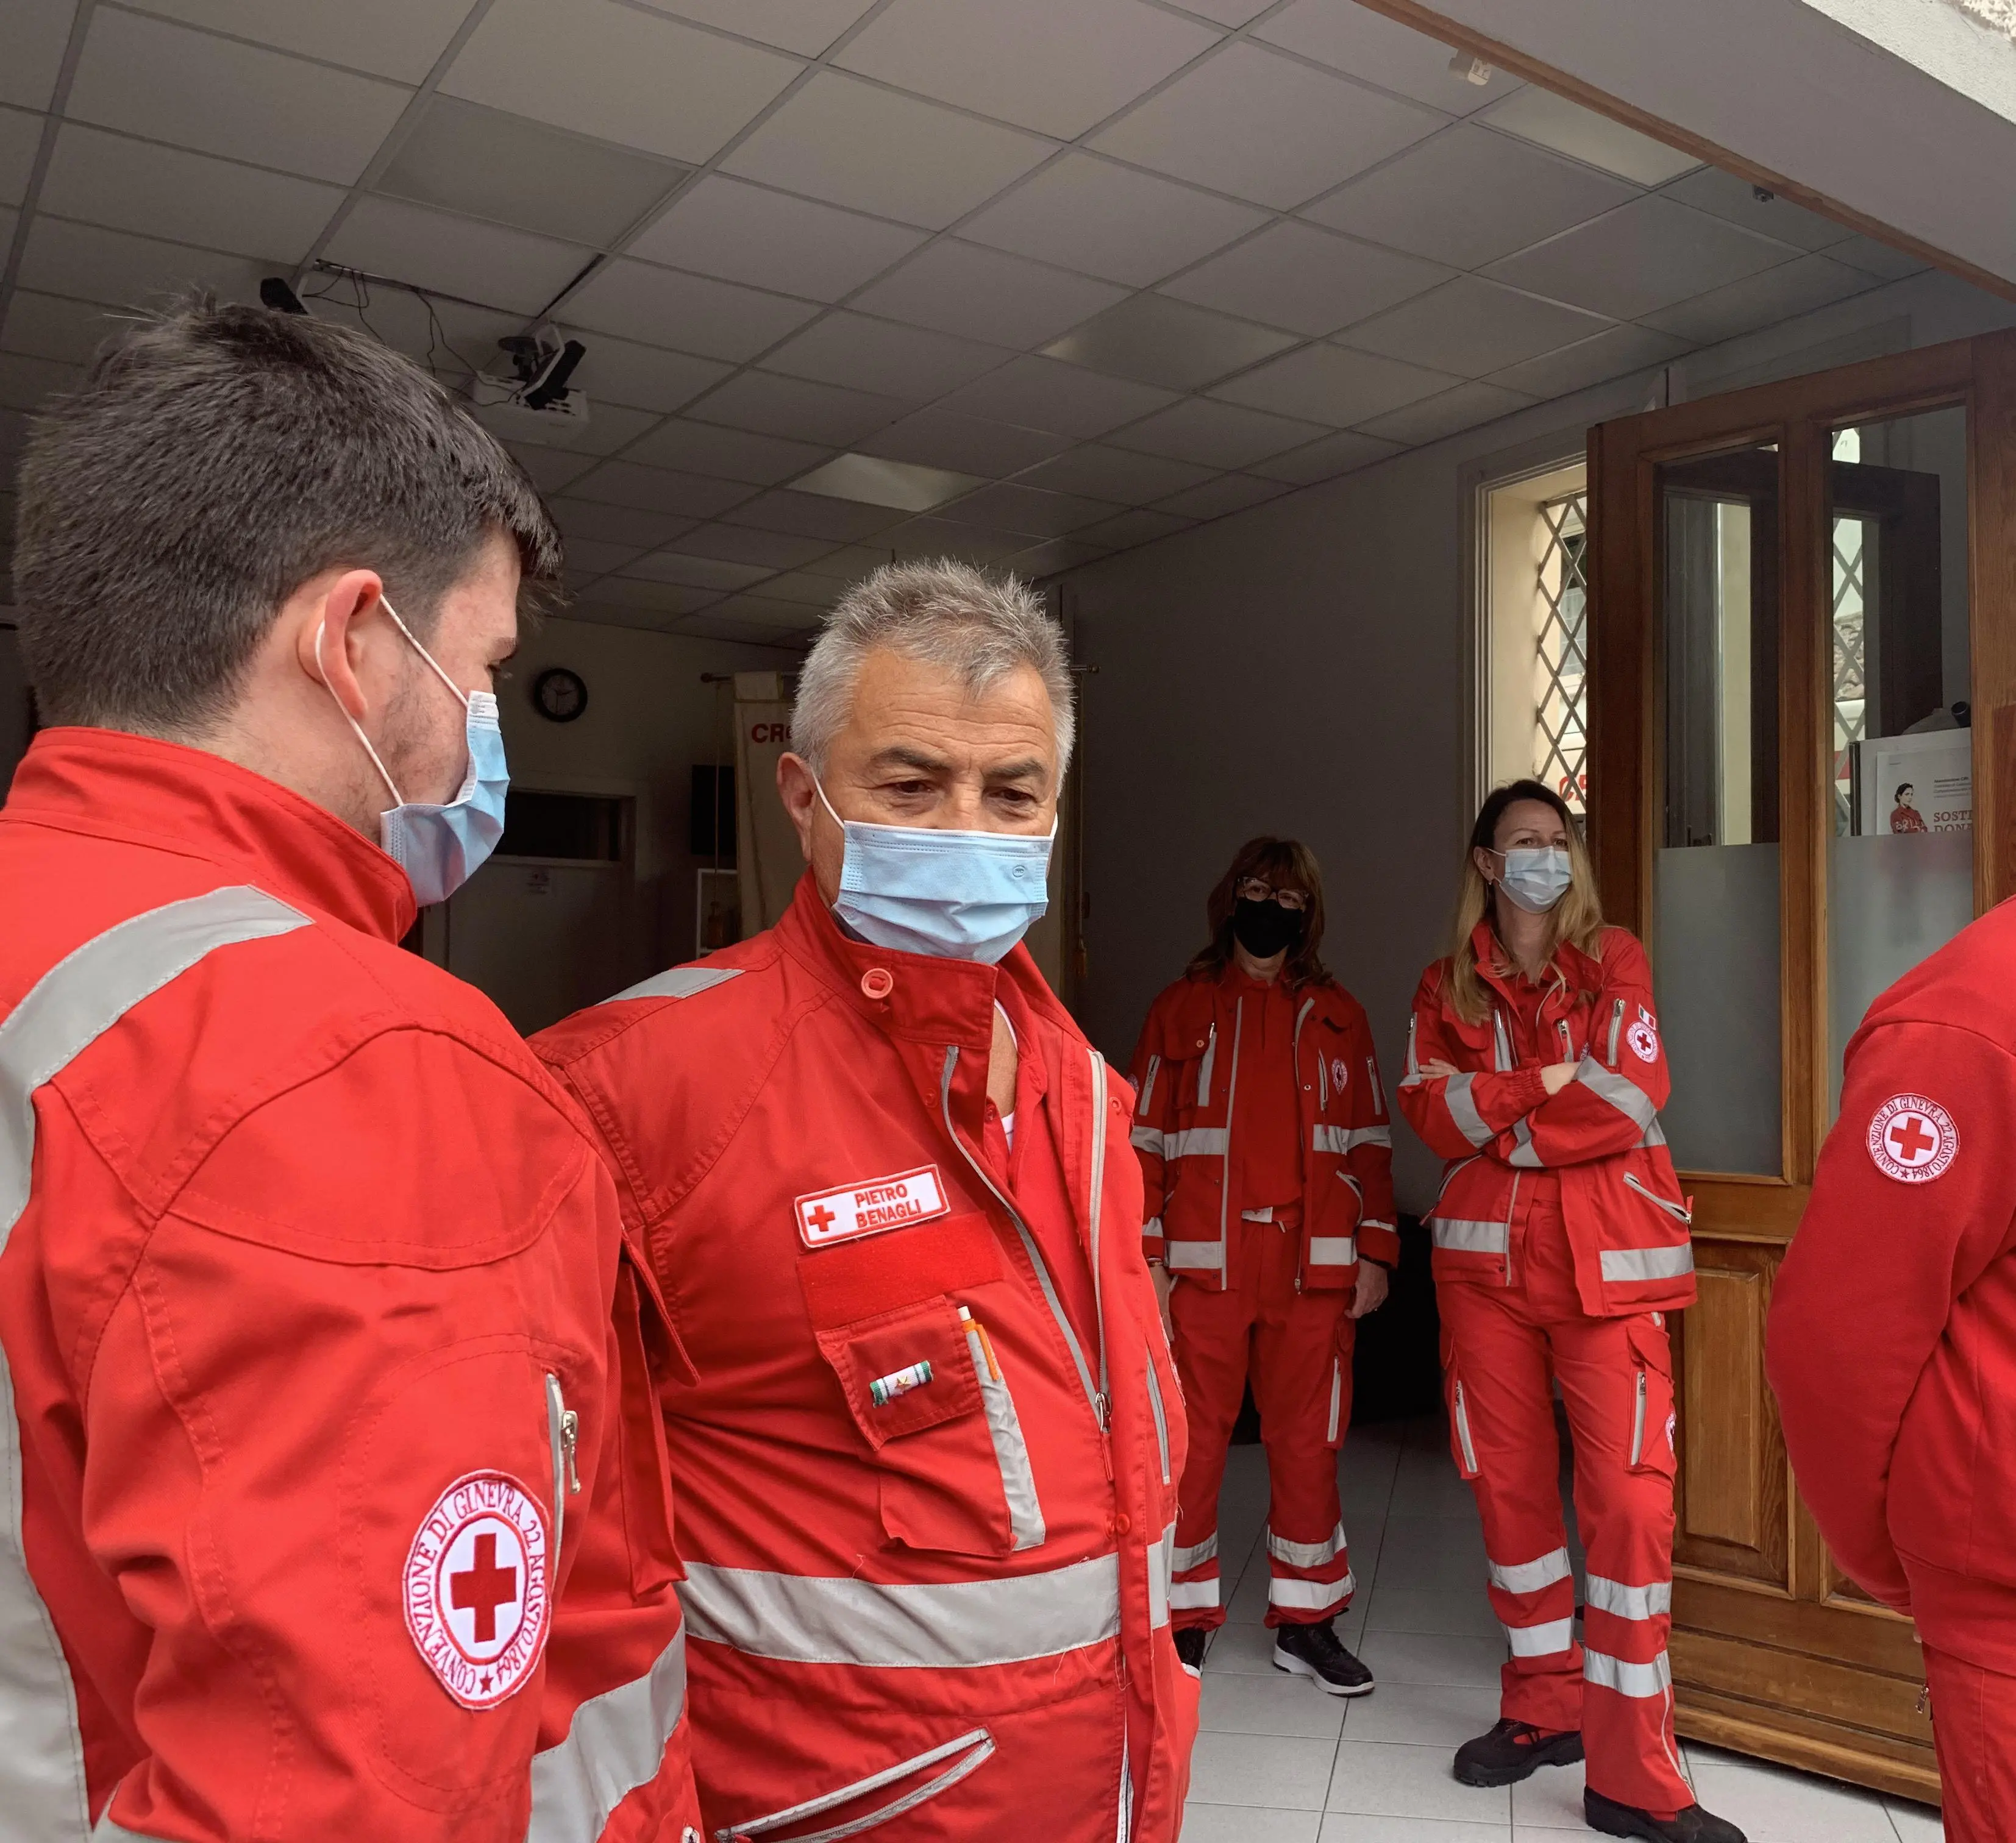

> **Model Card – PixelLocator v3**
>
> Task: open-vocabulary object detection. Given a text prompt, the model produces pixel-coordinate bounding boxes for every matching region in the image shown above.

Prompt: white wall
[1061,268,2016,1215]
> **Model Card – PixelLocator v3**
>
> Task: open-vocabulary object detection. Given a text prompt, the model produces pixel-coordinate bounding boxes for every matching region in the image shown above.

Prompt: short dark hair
[1895,783,1914,801]
[13,297,563,731]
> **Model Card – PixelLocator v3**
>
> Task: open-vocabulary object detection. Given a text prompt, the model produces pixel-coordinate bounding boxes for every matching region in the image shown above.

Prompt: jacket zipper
[1492,1007,1513,1072]
[1630,1369,1648,1467]
[1623,1173,1693,1223]
[545,1373,579,1558]
[1196,1021,1216,1106]
[1452,1380,1478,1474]
[1217,999,1244,1260]
[1144,1353,1172,1486]
[1556,1019,1573,1060]
[1139,1053,1161,1117]
[1607,998,1625,1067]
[1084,1049,1113,1433]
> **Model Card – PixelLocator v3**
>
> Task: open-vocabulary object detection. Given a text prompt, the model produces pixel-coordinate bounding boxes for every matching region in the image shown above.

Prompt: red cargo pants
[1437,1187,1690,1816]
[1169,1209,1356,1630]
[1921,1639,2016,1840]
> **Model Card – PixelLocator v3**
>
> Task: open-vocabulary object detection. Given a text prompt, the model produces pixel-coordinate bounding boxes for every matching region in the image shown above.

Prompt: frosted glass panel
[1655,845,1783,1175]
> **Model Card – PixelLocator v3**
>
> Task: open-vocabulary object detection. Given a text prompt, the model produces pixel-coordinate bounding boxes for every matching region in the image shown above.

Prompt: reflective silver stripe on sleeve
[528,1628,688,1842]
[1583,1648,1672,1698]
[1487,1548,1573,1595]
[1267,1522,1347,1569]
[3,887,311,1843]
[1166,1241,1225,1272]
[1442,1073,1493,1148]
[1599,1245,1695,1283]
[1575,1060,1659,1131]
[1509,1117,1543,1168]
[1584,1575,1672,1621]
[1312,1124,1391,1154]
[1503,1617,1575,1657]
[718,1728,994,1842]
[1307,1237,1357,1265]
[1141,1215,1163,1243]
[1172,1532,1217,1573]
[1130,1125,1167,1157]
[1639,1120,1669,1148]
[1267,1575,1353,1610]
[1164,1127,1228,1158]
[1430,1217,1509,1255]
[600,965,742,1004]
[678,1555,1120,1669]
[1138,1054,1159,1117]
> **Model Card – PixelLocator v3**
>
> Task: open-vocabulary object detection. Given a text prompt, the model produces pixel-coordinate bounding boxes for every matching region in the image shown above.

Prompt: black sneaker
[1271,1619,1375,1696]
[1452,1718,1585,1787]
[1174,1627,1209,1671]
[1585,1789,1748,1842]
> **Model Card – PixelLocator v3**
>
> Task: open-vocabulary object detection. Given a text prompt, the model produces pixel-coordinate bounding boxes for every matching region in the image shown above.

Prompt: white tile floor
[1181,1416,1945,1842]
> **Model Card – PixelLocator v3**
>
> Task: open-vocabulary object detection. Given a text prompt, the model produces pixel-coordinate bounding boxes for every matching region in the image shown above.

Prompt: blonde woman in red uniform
[1398,781,1744,1843]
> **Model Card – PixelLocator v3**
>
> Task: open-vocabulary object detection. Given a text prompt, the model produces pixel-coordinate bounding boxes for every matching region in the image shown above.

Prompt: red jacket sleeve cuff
[1357,1221,1401,1268]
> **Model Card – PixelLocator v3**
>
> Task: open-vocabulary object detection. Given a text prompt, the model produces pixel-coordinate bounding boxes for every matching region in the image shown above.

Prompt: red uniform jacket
[0,731,696,1843]
[1128,971,1398,1288]
[1768,899,2016,1669]
[535,873,1197,1843]
[1397,924,1697,1316]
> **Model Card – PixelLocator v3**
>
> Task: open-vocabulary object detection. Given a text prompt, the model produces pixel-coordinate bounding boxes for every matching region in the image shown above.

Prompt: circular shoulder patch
[404,1472,551,1710]
[1866,1094,1958,1184]
[1626,1020,1659,1064]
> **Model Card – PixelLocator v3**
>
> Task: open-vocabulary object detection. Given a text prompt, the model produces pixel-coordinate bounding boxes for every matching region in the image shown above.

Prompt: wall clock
[532,666,588,723]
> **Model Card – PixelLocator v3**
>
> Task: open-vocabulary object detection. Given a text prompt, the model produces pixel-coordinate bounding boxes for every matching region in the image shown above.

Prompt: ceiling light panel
[444,0,801,165]
[1209,341,1459,426]
[835,0,1219,141]
[627,418,834,485]
[1339,275,1614,377]
[66,9,409,184]
[850,242,1128,351]
[1091,41,1445,209]
[1108,397,1331,469]
[762,311,1010,402]
[1161,221,1450,338]
[961,153,1269,288]
[858,408,1072,477]
[722,71,1055,229]
[1042,294,1297,391]
[561,258,819,362]
[639,2,880,59]
[628,176,928,301]
[377,97,686,250]
[1253,1,1520,114]
[935,355,1177,438]
[133,0,474,84]
[1478,88,1699,187]
[794,453,985,511]
[689,371,910,446]
[322,197,591,316]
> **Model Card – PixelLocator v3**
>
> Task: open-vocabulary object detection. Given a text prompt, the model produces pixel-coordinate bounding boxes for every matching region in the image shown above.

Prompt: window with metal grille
[1829,427,1867,831]
[1533,491,1590,816]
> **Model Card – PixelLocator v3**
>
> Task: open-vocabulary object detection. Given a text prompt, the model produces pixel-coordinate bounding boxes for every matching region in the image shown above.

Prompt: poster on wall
[1857,727,1972,836]
[733,671,802,938]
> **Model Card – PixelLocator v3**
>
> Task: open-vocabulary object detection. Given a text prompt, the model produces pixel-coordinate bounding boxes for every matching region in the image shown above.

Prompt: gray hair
[791,559,1076,777]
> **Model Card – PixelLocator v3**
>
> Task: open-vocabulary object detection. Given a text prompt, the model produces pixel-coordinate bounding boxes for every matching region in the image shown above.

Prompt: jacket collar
[1467,918,1602,1006]
[5,728,418,942]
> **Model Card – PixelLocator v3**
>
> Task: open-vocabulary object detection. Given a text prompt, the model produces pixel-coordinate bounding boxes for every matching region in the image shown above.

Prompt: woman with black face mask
[1128,837,1397,1693]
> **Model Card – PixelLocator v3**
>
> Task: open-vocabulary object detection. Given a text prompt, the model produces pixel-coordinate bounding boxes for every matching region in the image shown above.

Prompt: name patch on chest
[796,1165,950,1248]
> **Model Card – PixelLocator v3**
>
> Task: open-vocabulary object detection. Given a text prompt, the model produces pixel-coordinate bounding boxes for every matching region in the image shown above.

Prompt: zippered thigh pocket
[719,1729,996,1842]
[1625,1316,1676,1478]
[1440,1335,1481,1481]
[1144,1349,1172,1487]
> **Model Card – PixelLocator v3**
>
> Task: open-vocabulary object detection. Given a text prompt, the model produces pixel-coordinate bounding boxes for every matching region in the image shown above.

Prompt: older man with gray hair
[535,561,1198,1841]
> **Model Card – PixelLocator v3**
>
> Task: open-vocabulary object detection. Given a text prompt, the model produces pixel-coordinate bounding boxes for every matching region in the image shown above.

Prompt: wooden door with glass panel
[1585,328,2016,1805]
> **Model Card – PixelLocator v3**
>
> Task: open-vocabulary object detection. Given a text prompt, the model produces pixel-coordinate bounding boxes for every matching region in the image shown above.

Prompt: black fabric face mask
[1231,897,1304,960]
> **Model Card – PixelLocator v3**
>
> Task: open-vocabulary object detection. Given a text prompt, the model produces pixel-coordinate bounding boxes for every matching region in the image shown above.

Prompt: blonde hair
[1446,779,1605,1026]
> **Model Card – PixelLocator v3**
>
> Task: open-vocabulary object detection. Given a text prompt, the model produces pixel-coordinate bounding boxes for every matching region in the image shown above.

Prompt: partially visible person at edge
[1397,781,1746,1843]
[533,563,1196,1839]
[1768,897,2016,1839]
[1129,838,1395,1693]
[0,301,699,1841]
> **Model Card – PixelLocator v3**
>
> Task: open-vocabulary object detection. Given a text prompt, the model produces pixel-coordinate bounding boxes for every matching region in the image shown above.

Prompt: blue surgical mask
[318,602,508,905]
[1496,846,1573,914]
[818,781,1052,965]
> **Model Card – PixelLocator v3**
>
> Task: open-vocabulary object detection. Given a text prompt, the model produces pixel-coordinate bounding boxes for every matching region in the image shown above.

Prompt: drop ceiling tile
[560,537,649,578]
[1829,233,1929,280]
[1476,88,1697,187]
[850,243,1126,351]
[836,0,1218,140]
[1211,342,1458,425]
[559,335,731,415]
[1484,196,1801,321]
[38,124,342,263]
[444,0,800,165]
[794,452,985,511]
[1042,295,1297,391]
[0,106,43,208]
[1247,427,1403,485]
[936,482,1119,538]
[1640,252,1877,346]
[1658,166,1850,252]
[1091,41,1445,210]
[1108,397,1331,468]
[135,0,472,83]
[883,518,1029,564]
[689,370,908,446]
[561,259,818,362]
[66,10,410,184]
[541,401,664,460]
[961,153,1268,288]
[1253,1,1521,114]
[1340,275,1613,377]
[710,592,827,628]
[673,610,808,644]
[763,312,1010,401]
[674,523,837,569]
[1355,378,1534,445]
[935,354,1177,437]
[1175,0,1272,23]
[637,1,878,57]
[1487,322,1688,399]
[0,352,83,413]
[629,176,927,302]
[324,197,590,316]
[1074,507,1192,549]
[622,549,775,589]
[1303,122,1638,270]
[506,441,600,493]
[1013,444,1215,503]
[16,218,266,311]
[586,577,725,615]
[753,571,844,607]
[1,291,120,366]
[627,418,830,484]
[377,96,685,249]
[1153,472,1290,520]
[1161,222,1450,338]
[722,70,1054,230]
[550,498,700,550]
[1005,537,1114,576]
[802,544,899,581]
[308,289,524,380]
[723,487,902,541]
[2,1,74,110]
[858,408,1070,478]
[569,460,754,518]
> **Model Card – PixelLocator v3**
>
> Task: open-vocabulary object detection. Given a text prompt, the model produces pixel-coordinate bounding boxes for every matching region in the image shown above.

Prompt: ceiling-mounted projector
[468,330,591,442]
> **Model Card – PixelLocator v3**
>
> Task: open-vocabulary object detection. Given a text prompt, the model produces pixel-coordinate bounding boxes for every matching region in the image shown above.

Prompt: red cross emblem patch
[1867,1094,1957,1184]
[404,1472,550,1708]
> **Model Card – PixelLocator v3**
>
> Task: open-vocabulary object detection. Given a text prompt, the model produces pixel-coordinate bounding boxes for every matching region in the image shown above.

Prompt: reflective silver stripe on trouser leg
[0,889,311,1842]
[529,1627,689,1842]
